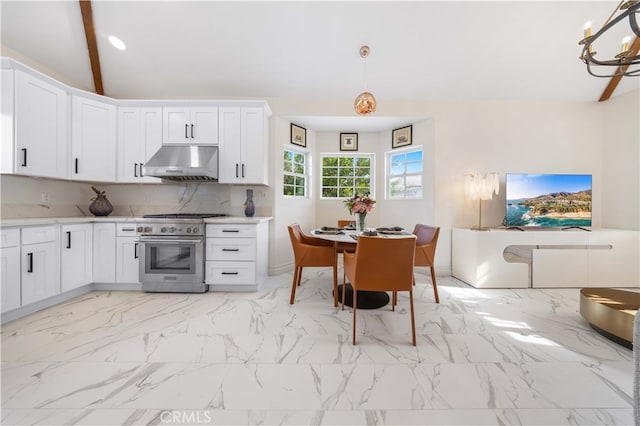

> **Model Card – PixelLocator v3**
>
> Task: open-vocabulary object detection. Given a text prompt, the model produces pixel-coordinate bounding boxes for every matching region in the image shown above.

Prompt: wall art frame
[290,123,307,147]
[340,133,358,151]
[392,125,413,149]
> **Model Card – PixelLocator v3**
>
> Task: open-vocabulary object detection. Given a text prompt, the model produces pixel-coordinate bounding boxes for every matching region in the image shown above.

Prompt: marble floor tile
[1,273,635,425]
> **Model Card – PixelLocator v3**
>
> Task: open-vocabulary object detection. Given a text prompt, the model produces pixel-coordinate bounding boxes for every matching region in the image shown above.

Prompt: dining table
[311,227,414,309]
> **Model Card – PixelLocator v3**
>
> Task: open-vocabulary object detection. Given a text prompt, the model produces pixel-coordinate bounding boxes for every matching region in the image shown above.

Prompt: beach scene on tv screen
[506,174,592,227]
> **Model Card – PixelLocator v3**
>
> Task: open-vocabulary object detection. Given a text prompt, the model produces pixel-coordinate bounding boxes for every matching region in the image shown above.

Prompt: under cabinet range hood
[142,145,218,181]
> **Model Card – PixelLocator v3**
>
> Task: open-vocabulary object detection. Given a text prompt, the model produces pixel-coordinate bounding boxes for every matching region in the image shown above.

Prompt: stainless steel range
[137,213,226,293]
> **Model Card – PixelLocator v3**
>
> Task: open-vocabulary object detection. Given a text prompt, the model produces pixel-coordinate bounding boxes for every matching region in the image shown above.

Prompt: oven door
[138,236,206,293]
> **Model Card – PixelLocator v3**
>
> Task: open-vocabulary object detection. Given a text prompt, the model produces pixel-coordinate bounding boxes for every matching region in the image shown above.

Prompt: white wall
[601,90,640,230]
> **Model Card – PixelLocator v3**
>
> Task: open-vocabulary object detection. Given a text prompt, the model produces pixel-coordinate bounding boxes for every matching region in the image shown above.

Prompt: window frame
[283,146,310,198]
[385,145,424,200]
[319,152,375,199]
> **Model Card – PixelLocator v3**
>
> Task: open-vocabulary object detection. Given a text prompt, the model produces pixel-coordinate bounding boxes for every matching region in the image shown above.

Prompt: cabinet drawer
[117,223,138,236]
[1,228,20,248]
[205,261,256,285]
[206,238,256,261]
[206,224,256,238]
[22,226,56,245]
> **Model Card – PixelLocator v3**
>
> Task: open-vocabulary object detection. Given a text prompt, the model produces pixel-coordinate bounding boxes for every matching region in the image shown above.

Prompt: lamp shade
[464,173,500,201]
[354,91,377,115]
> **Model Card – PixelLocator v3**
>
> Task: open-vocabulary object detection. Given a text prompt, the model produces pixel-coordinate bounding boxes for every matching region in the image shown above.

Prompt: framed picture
[340,133,358,151]
[392,125,413,149]
[290,123,306,147]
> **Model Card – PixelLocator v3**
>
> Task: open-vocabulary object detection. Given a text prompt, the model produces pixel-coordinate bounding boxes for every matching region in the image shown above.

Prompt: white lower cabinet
[205,221,268,291]
[116,224,140,283]
[1,228,21,312]
[93,223,116,283]
[21,226,60,306]
[60,224,93,292]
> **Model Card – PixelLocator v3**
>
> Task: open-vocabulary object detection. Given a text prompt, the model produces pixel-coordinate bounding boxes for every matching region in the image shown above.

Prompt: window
[387,147,423,199]
[283,149,308,197]
[321,154,374,198]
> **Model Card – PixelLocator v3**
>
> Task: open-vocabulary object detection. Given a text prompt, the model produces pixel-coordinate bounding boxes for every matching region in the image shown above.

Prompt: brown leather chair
[343,235,417,345]
[288,223,339,306]
[412,224,440,303]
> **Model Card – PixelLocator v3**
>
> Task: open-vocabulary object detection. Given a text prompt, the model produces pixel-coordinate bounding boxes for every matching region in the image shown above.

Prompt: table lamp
[464,172,499,230]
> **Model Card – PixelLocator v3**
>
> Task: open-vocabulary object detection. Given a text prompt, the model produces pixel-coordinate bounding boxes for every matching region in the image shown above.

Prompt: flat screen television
[505,173,592,227]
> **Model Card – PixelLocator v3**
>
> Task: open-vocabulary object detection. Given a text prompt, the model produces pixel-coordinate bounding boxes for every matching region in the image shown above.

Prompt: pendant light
[354,45,377,115]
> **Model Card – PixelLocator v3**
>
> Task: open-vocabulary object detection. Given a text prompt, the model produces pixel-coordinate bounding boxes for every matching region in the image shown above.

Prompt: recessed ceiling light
[108,35,126,51]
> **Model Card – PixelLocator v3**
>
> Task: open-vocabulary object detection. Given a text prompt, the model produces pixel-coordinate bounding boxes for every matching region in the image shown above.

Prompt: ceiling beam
[78,0,104,95]
[598,36,640,102]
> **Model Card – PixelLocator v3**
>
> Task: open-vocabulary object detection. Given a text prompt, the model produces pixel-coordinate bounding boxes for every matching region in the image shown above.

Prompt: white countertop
[1,216,272,227]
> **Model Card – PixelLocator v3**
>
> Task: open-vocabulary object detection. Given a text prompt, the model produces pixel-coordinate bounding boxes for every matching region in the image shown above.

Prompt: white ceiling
[1,1,638,131]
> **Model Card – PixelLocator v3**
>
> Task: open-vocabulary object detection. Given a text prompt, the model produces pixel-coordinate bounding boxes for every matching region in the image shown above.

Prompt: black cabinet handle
[222,248,240,252]
[134,243,139,259]
[221,272,239,275]
[222,229,240,233]
[185,124,188,139]
[134,163,138,177]
[242,163,245,178]
[235,164,239,178]
[139,163,144,177]
[27,252,33,273]
[191,124,194,138]
[66,231,71,249]
[75,158,79,174]
[21,148,27,167]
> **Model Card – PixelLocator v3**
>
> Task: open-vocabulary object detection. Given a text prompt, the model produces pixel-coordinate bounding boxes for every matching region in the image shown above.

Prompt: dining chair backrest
[338,220,355,228]
[411,223,440,303]
[350,235,416,292]
[287,223,338,306]
[413,224,439,266]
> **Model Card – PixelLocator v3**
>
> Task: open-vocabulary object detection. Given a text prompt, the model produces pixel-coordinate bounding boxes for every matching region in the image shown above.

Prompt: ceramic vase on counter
[244,189,255,217]
[89,194,113,216]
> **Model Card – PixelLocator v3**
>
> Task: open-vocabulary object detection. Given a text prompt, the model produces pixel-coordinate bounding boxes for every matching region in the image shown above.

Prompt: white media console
[452,228,639,288]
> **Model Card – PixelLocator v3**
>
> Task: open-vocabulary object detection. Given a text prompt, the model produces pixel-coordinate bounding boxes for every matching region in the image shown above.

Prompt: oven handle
[138,237,203,244]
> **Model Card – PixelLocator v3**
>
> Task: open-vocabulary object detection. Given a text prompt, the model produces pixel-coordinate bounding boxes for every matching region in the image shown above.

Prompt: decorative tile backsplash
[0,175,272,218]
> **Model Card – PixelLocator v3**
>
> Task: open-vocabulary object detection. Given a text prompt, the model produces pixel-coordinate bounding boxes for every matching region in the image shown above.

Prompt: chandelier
[354,45,377,115]
[579,0,640,78]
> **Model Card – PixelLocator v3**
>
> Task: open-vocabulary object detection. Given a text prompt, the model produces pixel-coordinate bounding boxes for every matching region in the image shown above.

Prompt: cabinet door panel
[163,107,190,144]
[93,223,116,283]
[240,107,266,184]
[1,246,21,311]
[140,108,162,182]
[71,96,116,182]
[116,237,140,283]
[60,224,93,292]
[191,107,218,144]
[15,70,68,178]
[22,242,59,305]
[117,107,141,182]
[218,107,241,183]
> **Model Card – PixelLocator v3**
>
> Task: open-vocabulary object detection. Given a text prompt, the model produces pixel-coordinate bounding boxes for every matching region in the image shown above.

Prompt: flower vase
[355,212,367,233]
[89,194,113,217]
[244,189,255,217]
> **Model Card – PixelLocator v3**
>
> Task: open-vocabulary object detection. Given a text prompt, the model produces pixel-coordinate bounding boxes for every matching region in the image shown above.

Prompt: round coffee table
[579,287,639,349]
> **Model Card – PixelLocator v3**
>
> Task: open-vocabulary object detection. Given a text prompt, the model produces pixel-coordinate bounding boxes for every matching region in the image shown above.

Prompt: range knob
[193,226,199,234]
[136,226,143,233]
[186,227,192,233]
[160,227,168,233]
[169,226,176,233]
[144,226,152,233]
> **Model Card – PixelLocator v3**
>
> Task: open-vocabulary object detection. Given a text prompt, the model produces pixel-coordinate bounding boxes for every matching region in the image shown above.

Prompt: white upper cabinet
[5,70,69,178]
[163,106,218,145]
[117,107,162,183]
[71,95,117,182]
[218,106,268,185]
